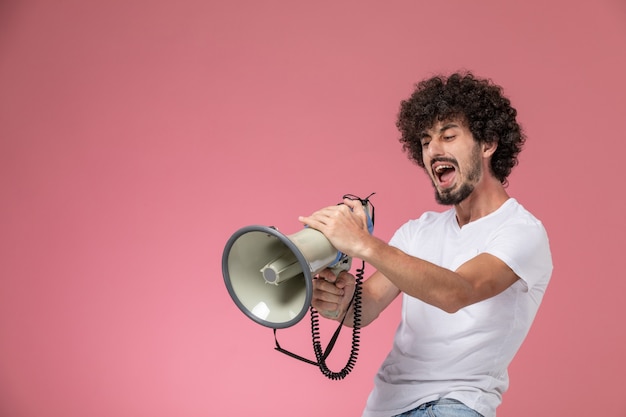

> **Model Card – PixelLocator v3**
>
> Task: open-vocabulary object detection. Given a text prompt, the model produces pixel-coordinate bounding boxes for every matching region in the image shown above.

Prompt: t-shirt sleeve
[485,220,553,291]
[388,221,411,251]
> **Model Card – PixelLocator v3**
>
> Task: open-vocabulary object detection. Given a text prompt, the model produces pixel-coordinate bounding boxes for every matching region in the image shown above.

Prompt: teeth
[435,165,453,173]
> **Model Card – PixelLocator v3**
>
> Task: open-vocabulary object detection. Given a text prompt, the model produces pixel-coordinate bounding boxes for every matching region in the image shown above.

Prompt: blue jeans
[392,398,484,417]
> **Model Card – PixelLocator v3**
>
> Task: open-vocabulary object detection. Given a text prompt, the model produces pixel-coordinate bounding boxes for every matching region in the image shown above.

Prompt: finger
[342,198,362,211]
[344,198,368,221]
[317,268,338,283]
[298,215,319,229]
[312,287,344,316]
[312,287,344,305]
[311,298,340,316]
[313,277,344,296]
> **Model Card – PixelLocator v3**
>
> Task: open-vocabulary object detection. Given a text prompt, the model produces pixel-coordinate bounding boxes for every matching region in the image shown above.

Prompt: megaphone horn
[222,224,350,329]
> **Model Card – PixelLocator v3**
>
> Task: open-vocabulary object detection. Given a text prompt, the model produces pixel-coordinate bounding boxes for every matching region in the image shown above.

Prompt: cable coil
[309,260,364,380]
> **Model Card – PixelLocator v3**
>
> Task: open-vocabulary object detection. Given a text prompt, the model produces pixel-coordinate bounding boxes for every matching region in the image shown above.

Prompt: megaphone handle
[324,256,352,319]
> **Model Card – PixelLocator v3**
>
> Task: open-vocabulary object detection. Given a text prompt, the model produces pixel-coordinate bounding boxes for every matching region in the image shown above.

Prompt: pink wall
[1,0,625,416]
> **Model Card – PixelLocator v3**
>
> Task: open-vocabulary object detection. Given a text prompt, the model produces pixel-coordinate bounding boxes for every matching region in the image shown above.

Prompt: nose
[425,137,444,159]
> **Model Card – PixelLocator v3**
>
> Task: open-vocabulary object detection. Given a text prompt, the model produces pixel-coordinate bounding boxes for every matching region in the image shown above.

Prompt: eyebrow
[438,123,460,133]
[420,122,460,138]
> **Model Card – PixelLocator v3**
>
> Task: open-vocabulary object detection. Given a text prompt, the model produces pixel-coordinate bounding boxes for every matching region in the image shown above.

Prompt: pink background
[1,0,625,416]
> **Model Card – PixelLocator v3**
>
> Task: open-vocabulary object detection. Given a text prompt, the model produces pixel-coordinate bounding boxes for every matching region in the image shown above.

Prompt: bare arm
[361,237,518,313]
[302,198,519,314]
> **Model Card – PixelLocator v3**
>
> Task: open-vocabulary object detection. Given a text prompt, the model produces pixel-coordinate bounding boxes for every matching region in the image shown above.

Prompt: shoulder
[499,198,545,227]
[483,199,550,248]
[401,207,456,230]
[390,208,456,248]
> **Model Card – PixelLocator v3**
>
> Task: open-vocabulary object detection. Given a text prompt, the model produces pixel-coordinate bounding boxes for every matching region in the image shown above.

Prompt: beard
[433,147,482,206]
[435,181,475,205]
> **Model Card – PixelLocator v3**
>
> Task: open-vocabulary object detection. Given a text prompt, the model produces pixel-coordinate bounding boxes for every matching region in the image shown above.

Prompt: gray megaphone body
[222,196,373,329]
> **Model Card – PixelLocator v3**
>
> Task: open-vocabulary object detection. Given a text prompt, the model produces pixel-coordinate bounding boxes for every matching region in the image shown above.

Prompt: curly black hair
[396,72,525,184]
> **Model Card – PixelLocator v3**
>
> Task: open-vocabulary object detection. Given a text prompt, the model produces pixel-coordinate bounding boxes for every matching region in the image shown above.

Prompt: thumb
[335,270,355,289]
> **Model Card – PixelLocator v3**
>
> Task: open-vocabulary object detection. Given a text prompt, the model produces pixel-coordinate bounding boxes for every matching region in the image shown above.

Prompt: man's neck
[454,179,510,227]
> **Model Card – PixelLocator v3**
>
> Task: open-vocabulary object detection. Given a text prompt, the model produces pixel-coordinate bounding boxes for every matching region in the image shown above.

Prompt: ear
[482,140,498,158]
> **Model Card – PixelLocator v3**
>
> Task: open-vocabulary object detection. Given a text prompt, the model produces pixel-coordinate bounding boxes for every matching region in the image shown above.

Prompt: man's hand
[311,268,356,320]
[298,198,370,258]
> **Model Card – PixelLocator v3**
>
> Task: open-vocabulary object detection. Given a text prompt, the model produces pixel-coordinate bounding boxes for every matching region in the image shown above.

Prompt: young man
[298,72,553,417]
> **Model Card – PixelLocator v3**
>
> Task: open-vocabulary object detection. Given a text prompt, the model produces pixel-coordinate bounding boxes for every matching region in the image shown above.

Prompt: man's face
[420,120,483,205]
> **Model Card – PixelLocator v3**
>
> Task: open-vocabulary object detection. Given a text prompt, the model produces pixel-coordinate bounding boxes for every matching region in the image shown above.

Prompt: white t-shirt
[362,198,553,417]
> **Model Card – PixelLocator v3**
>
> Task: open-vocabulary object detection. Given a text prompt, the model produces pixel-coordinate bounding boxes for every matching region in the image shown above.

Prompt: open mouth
[432,162,457,188]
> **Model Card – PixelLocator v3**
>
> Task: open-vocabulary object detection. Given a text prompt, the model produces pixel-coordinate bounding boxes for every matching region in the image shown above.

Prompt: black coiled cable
[309,260,364,380]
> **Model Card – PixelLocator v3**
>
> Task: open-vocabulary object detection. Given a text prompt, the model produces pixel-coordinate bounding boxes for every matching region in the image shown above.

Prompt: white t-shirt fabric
[362,198,553,417]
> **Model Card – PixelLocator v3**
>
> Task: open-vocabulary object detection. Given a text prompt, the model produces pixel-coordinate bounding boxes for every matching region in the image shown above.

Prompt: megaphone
[222,194,374,329]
